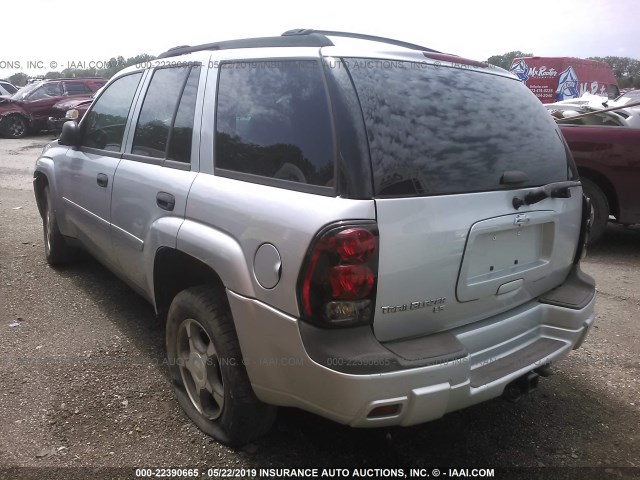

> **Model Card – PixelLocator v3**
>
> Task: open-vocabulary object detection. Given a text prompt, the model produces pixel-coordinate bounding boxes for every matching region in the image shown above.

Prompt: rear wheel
[166,285,276,446]
[1,114,28,138]
[581,178,609,244]
[42,186,79,266]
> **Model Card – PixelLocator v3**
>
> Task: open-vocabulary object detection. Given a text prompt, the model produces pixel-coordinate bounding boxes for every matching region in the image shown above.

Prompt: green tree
[44,71,63,79]
[487,51,534,70]
[8,72,29,87]
[587,56,640,89]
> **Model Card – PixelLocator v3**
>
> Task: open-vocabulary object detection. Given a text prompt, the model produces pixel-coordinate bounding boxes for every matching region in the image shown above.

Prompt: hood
[52,96,92,110]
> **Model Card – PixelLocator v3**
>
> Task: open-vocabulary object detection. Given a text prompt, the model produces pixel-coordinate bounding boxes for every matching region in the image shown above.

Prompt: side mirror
[59,121,80,146]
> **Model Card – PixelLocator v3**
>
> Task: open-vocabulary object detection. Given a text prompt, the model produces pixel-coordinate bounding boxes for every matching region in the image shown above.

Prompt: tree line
[3,51,640,90]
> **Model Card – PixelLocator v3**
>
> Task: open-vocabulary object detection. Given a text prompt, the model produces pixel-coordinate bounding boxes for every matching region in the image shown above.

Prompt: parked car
[0,80,19,96]
[615,89,640,104]
[48,96,95,132]
[0,77,106,138]
[556,111,640,242]
[546,95,640,128]
[33,30,595,446]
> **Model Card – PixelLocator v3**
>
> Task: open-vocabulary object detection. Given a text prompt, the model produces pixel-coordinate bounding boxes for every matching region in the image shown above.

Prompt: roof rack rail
[37,77,106,81]
[158,34,334,59]
[282,29,440,53]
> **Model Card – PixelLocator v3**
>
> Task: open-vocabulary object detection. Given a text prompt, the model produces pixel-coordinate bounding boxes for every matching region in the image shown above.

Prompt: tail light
[298,223,379,327]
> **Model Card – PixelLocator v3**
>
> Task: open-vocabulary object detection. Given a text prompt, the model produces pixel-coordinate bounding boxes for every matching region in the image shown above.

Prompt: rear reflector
[368,404,401,418]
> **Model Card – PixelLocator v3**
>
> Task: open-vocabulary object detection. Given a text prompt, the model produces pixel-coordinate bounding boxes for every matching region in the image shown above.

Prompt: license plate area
[457,212,556,302]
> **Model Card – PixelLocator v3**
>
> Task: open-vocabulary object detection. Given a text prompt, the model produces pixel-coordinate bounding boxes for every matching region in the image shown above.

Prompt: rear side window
[347,59,571,197]
[63,82,92,95]
[132,66,200,163]
[215,60,334,188]
[81,73,142,152]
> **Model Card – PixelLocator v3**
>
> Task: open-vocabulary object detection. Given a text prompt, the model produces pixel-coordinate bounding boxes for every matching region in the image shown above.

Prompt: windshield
[11,82,42,100]
[346,58,572,197]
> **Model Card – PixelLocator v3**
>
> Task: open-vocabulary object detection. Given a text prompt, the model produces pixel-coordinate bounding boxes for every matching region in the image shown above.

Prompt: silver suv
[33,30,596,446]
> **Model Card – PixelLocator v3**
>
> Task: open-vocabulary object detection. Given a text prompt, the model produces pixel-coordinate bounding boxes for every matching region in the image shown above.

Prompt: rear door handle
[156,192,175,211]
[97,173,108,188]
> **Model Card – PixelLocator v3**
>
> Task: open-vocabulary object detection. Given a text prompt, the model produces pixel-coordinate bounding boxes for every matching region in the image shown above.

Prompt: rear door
[110,65,202,293]
[562,123,640,224]
[347,59,582,342]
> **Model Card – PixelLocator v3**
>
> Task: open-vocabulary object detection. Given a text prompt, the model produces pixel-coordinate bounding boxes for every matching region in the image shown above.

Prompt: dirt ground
[0,135,638,480]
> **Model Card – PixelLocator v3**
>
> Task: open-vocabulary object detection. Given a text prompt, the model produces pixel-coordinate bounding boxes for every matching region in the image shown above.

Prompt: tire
[1,114,28,138]
[42,186,79,266]
[166,285,276,446]
[581,178,609,244]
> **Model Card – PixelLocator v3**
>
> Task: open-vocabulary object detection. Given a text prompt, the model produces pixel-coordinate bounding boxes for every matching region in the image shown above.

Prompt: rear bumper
[228,267,595,428]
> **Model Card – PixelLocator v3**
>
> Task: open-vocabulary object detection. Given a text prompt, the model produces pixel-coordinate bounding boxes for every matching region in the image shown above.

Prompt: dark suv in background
[0,77,106,138]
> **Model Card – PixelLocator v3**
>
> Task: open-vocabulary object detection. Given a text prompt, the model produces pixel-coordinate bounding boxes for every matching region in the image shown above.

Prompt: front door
[57,72,145,267]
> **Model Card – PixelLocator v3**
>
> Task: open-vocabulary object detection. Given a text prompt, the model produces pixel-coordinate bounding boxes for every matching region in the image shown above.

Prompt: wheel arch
[153,248,227,321]
[578,167,619,219]
[33,171,49,219]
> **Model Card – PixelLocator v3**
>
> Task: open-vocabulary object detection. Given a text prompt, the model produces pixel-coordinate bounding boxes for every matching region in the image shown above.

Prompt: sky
[1,0,638,79]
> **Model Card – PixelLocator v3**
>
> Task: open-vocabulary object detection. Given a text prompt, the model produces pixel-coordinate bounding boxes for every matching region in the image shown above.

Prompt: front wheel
[166,286,276,446]
[1,114,28,138]
[581,178,609,244]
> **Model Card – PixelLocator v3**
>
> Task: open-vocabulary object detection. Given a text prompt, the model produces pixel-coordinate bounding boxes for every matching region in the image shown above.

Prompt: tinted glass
[29,82,61,100]
[216,60,334,187]
[167,66,200,163]
[560,111,626,127]
[1,83,17,94]
[347,59,570,197]
[64,82,92,95]
[619,90,640,100]
[81,73,142,152]
[132,67,190,159]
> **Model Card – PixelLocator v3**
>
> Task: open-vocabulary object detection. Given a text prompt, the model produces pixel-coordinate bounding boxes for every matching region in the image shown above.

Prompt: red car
[560,122,640,242]
[0,77,106,138]
[47,96,95,132]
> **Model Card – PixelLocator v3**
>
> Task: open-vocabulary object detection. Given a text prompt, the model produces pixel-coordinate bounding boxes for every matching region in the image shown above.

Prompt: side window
[215,60,334,187]
[29,83,60,100]
[607,84,619,99]
[562,111,625,127]
[81,73,143,152]
[2,83,17,94]
[63,82,92,95]
[168,67,200,163]
[132,66,200,163]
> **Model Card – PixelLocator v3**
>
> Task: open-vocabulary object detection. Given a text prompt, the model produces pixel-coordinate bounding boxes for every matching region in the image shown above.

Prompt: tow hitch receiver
[502,372,540,403]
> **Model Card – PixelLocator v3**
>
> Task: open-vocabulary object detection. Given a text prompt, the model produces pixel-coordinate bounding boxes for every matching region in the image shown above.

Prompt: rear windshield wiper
[512,181,581,210]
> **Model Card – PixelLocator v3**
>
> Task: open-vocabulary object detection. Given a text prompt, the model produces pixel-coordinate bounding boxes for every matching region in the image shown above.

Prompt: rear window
[63,82,92,95]
[347,59,571,197]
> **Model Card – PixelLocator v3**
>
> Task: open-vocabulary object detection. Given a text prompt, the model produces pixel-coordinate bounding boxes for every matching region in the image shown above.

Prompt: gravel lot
[0,135,639,480]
